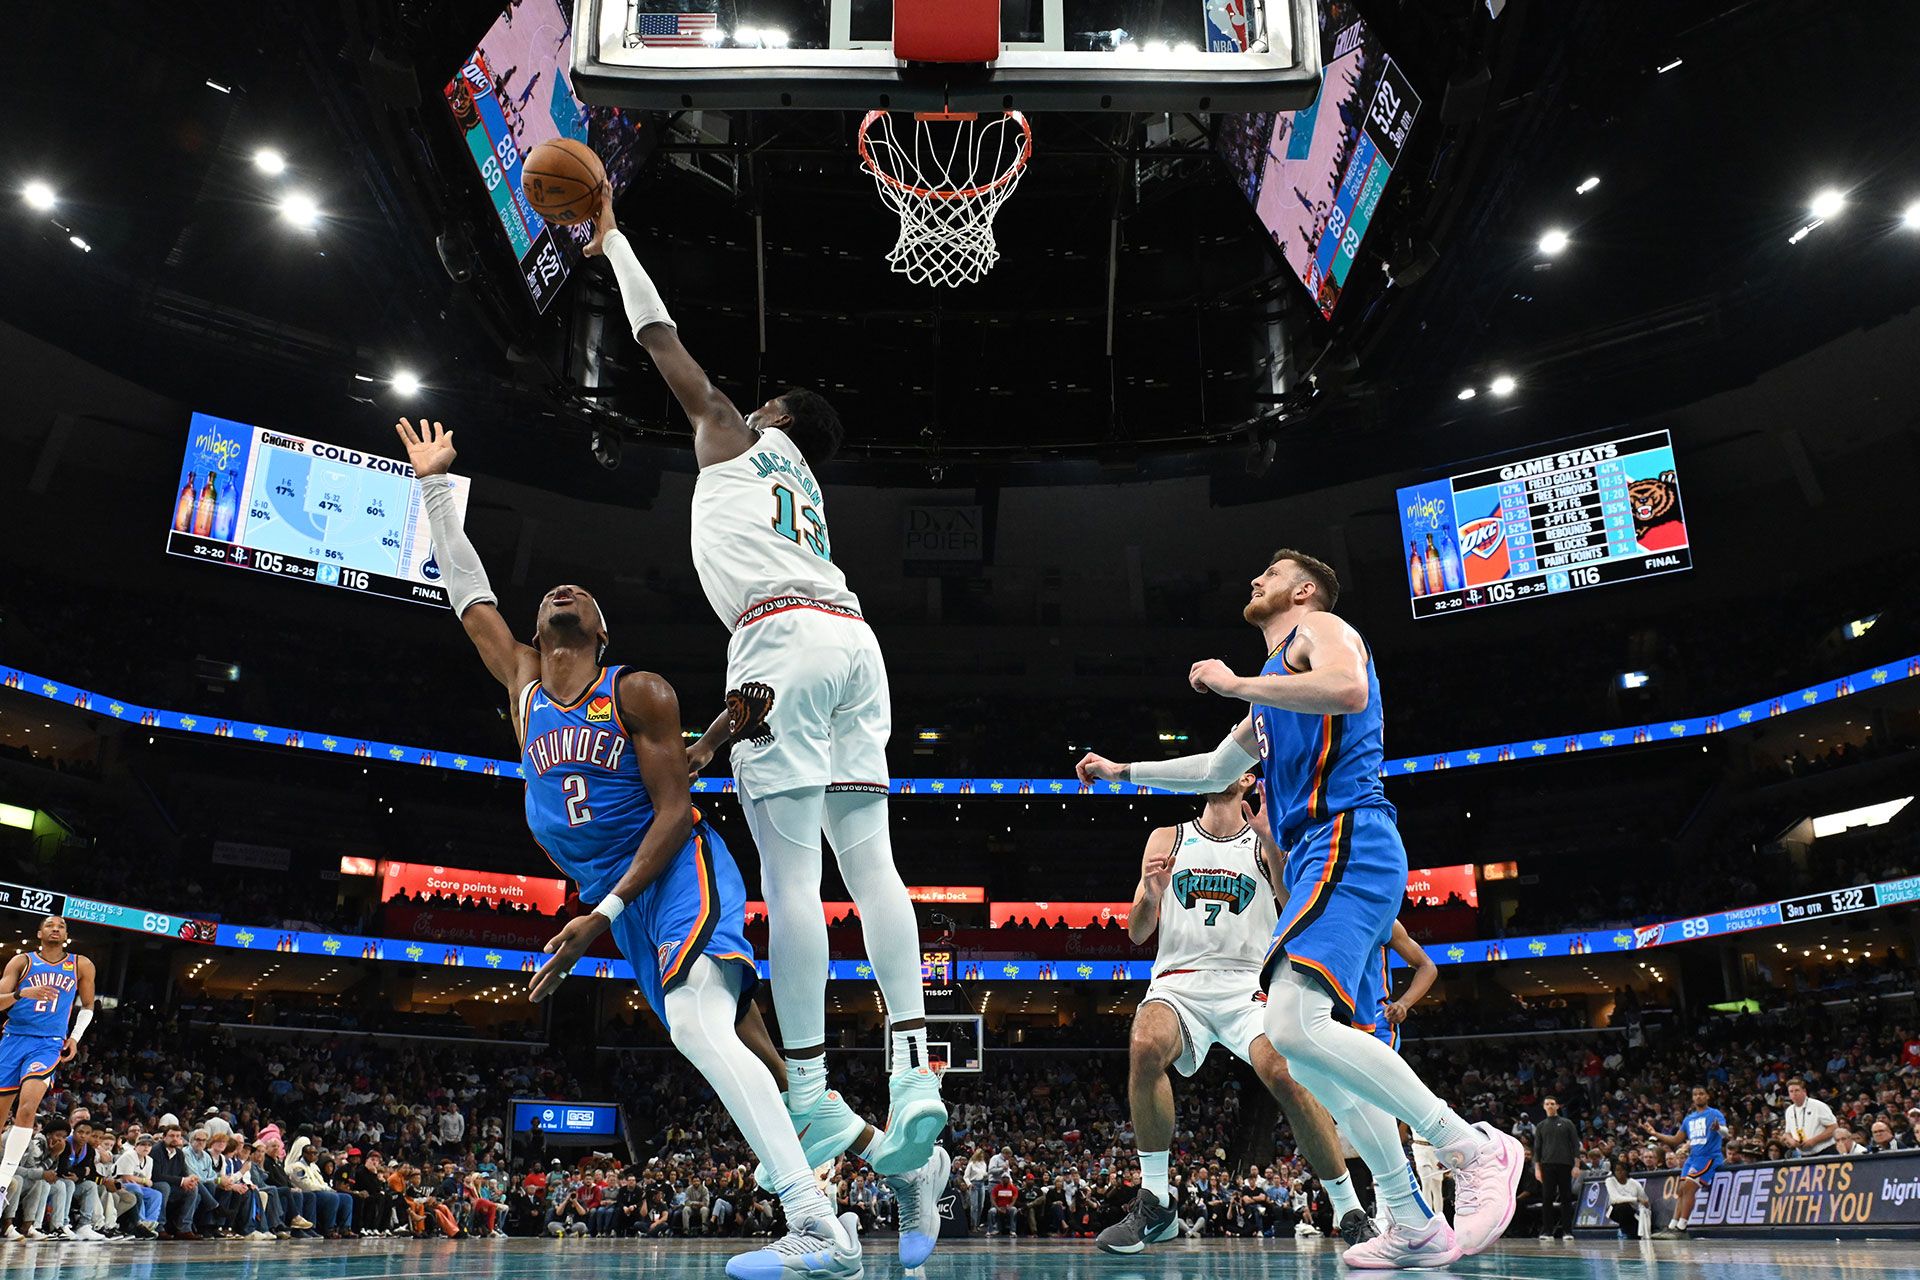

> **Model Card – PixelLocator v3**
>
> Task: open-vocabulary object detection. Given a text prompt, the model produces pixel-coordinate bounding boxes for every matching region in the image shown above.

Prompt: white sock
[890,1026,930,1073]
[1139,1150,1170,1201]
[743,788,830,1048]
[784,1056,827,1115]
[663,958,832,1229]
[824,791,928,1036]
[0,1126,31,1186]
[857,1129,882,1162]
[1324,1172,1362,1220]
[1265,968,1484,1160]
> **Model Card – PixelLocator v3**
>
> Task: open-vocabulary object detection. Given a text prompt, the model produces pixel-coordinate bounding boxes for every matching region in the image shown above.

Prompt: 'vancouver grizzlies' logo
[1171,868,1260,922]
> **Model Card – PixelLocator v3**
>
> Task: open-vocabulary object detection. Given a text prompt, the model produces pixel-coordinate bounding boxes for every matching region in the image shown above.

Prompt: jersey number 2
[770,484,829,560]
[563,774,593,826]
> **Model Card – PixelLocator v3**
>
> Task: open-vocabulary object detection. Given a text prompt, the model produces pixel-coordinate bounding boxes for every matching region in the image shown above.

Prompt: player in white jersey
[587,195,944,1177]
[1096,774,1385,1253]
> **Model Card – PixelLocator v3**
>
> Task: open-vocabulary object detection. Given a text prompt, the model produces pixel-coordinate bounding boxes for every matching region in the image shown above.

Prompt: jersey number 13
[770,484,830,560]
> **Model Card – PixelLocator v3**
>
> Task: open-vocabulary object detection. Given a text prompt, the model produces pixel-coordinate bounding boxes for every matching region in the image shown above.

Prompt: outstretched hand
[528,914,608,1003]
[395,418,457,478]
[583,189,618,258]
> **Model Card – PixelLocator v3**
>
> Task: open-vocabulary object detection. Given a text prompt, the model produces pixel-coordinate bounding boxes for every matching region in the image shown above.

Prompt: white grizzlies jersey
[1152,820,1277,976]
[690,427,863,632]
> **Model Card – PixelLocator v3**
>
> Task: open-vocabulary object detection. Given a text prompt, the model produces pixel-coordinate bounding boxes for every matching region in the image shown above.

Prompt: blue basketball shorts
[1261,805,1407,1026]
[0,1034,63,1094]
[610,822,758,1033]
[1349,942,1402,1051]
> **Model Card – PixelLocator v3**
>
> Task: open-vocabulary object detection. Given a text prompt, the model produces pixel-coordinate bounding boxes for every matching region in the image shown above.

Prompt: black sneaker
[1338,1209,1380,1246]
[1094,1189,1178,1255]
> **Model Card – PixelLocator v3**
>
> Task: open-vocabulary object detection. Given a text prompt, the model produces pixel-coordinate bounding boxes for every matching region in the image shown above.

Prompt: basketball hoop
[857,110,1034,288]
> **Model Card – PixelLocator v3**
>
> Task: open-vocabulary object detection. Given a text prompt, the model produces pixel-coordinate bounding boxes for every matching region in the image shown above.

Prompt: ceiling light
[206,79,233,94]
[1490,374,1517,396]
[1788,223,1817,245]
[22,181,55,211]
[69,235,91,253]
[1576,176,1600,195]
[279,192,320,227]
[1809,188,1846,220]
[1538,228,1569,256]
[1902,201,1920,229]
[391,369,421,396]
[1655,58,1682,74]
[253,148,287,176]
[1456,387,1476,400]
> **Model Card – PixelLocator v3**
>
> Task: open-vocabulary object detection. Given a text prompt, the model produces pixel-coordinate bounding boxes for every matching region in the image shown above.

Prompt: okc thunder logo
[657,942,680,975]
[1458,516,1505,560]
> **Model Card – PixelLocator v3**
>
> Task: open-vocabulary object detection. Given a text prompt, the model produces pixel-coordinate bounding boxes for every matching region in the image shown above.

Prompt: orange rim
[857,109,1033,202]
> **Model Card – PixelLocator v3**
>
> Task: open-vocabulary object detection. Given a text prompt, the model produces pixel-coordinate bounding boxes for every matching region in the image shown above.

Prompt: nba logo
[317,562,339,586]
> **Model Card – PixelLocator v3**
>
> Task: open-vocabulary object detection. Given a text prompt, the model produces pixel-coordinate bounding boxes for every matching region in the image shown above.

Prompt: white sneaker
[725,1211,862,1280]
[2,1225,20,1241]
[250,1230,277,1241]
[884,1144,950,1268]
[22,1226,48,1242]
[76,1225,105,1241]
[1341,1217,1463,1270]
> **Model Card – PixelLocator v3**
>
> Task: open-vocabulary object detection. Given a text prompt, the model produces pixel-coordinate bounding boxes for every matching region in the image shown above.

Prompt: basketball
[522,138,606,226]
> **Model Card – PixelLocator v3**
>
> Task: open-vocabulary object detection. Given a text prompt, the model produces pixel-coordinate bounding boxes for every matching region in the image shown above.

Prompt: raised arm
[394,419,540,702]
[587,195,755,468]
[1382,921,1437,1024]
[527,671,694,1002]
[1076,716,1260,792]
[1128,826,1179,945]
[1188,613,1370,715]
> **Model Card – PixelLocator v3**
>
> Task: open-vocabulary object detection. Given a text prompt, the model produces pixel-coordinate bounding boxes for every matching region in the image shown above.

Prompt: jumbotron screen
[1397,428,1692,619]
[165,412,473,608]
[444,0,648,312]
[1217,1,1421,318]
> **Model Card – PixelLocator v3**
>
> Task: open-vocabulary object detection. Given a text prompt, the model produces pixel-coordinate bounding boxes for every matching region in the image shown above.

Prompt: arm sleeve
[1127,732,1260,794]
[417,474,496,618]
[601,230,676,339]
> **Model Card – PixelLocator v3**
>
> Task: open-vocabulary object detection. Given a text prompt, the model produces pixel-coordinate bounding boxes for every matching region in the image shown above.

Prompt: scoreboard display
[166,412,473,608]
[1397,428,1691,619]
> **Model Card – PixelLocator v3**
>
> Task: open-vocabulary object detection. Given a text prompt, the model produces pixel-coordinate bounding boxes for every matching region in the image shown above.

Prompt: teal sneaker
[755,1090,869,1194]
[865,1065,948,1176]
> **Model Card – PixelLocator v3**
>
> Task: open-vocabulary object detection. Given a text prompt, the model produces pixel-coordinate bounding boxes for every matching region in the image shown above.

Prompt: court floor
[0,1236,1911,1280]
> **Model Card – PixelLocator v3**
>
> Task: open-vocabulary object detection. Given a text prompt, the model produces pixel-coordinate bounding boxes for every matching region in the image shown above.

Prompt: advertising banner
[1577,1153,1920,1233]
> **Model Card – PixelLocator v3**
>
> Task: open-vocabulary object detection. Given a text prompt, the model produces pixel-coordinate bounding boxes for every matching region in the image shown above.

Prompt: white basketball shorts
[1140,968,1270,1077]
[725,598,892,800]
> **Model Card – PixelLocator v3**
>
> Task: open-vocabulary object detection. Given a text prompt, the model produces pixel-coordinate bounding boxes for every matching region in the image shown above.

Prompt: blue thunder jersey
[1683,1107,1727,1169]
[1252,623,1395,856]
[6,952,79,1038]
[519,666,656,903]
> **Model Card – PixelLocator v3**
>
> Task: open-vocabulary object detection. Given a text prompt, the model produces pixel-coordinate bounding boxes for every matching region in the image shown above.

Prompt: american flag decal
[632,11,718,46]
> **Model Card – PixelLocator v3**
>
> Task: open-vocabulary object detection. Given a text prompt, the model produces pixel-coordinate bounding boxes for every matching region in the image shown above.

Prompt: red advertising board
[1405,864,1478,908]
[991,903,1133,929]
[378,861,569,913]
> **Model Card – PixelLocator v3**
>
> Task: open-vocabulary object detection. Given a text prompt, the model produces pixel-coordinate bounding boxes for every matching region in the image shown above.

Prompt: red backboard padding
[894,0,1000,63]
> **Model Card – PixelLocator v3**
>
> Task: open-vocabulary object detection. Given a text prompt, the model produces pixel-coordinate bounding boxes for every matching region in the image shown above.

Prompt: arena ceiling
[7,0,1920,482]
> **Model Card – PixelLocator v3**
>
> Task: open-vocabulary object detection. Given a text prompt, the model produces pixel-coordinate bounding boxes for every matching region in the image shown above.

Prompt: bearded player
[1096,773,1386,1254]
[1077,550,1522,1269]
[396,418,947,1278]
[585,196,945,1180]
[0,917,95,1216]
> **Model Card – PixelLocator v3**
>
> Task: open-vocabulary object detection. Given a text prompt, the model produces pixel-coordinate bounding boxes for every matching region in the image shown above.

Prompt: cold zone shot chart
[165,412,472,608]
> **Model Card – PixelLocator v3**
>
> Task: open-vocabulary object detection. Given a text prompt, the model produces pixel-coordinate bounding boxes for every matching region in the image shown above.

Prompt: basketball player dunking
[586,196,946,1178]
[1078,550,1522,1269]
[397,418,946,1279]
[0,917,95,1215]
[1095,772,1389,1254]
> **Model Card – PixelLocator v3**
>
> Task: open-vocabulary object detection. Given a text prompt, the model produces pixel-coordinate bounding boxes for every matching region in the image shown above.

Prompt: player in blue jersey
[1644,1086,1730,1238]
[1077,549,1522,1269]
[399,417,947,1280]
[0,916,95,1217]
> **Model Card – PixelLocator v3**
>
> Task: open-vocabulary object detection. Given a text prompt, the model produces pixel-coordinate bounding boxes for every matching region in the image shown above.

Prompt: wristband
[592,895,626,924]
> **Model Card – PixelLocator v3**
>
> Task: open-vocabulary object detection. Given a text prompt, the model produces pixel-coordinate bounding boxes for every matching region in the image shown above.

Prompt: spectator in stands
[111,1134,164,1238]
[1782,1078,1838,1157]
[1831,1126,1866,1157]
[987,1169,1019,1236]
[151,1125,205,1240]
[1603,1159,1651,1238]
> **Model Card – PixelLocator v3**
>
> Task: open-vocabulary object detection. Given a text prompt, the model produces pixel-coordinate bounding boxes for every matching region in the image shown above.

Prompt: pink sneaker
[1448,1122,1523,1255]
[1341,1217,1462,1270]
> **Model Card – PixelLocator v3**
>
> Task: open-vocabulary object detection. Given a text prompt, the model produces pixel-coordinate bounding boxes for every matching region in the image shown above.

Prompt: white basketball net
[858,110,1033,289]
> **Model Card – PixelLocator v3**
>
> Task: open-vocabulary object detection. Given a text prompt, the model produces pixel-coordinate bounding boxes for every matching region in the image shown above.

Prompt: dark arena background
[3,1,1920,1279]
